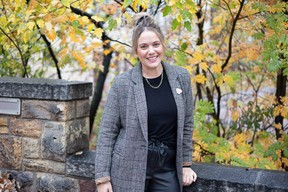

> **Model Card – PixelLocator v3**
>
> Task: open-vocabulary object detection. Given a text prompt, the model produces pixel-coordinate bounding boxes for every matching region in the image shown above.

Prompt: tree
[1,0,287,171]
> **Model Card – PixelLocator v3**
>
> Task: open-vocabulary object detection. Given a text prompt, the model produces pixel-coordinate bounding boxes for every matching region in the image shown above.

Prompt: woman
[95,13,197,192]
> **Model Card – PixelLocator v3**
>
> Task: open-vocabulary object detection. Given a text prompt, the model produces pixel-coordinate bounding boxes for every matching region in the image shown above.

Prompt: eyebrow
[138,41,161,45]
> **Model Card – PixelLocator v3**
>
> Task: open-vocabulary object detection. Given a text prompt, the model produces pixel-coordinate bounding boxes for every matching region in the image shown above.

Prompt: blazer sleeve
[95,77,121,184]
[181,69,194,166]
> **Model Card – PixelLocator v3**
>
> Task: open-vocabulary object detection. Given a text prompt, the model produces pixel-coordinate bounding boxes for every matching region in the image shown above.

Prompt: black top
[143,70,177,148]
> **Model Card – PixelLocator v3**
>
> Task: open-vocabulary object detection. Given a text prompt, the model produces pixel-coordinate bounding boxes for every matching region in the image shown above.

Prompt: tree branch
[221,0,245,70]
[36,25,62,79]
[0,27,28,77]
[153,0,162,16]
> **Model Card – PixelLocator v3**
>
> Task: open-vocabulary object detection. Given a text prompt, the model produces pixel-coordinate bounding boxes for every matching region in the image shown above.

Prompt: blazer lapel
[132,64,148,142]
[163,63,185,137]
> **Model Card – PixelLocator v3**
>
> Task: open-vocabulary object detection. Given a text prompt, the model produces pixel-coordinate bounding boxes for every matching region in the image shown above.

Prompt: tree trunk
[89,47,112,134]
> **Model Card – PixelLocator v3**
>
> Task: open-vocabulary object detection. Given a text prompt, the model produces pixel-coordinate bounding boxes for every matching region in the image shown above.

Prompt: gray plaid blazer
[95,62,194,192]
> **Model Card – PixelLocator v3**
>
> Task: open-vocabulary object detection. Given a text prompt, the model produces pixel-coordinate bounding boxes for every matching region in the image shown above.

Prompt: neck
[142,64,163,78]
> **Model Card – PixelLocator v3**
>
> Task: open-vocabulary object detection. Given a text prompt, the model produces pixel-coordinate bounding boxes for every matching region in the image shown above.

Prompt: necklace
[144,71,163,89]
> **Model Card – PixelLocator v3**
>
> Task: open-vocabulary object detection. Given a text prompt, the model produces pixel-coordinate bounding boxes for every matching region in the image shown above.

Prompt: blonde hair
[131,13,165,56]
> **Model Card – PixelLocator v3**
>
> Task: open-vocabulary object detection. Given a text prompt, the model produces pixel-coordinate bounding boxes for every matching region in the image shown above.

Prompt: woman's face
[136,30,164,73]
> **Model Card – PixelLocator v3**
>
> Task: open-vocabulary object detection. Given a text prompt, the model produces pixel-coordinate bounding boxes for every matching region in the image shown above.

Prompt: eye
[153,43,160,47]
[139,45,147,49]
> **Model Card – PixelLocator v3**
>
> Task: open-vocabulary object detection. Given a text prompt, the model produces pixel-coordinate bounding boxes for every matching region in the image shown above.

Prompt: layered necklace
[144,70,163,89]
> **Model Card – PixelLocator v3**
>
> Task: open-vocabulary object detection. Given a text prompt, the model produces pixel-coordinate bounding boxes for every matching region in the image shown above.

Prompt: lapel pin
[176,88,182,94]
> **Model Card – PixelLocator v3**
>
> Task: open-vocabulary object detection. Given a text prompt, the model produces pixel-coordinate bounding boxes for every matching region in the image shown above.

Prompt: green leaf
[283,147,288,158]
[107,19,117,31]
[253,32,264,40]
[163,6,172,16]
[72,20,80,28]
[180,42,188,51]
[181,10,193,21]
[123,0,133,8]
[172,18,179,30]
[61,0,70,7]
[184,21,192,31]
[174,50,186,66]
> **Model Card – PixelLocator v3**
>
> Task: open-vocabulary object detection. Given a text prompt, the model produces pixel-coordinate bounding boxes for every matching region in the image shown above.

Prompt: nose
[148,46,155,54]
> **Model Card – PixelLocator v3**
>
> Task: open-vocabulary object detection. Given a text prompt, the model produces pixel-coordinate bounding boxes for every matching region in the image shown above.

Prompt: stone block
[36,173,79,192]
[23,138,40,158]
[76,99,90,118]
[0,136,22,169]
[0,77,92,100]
[22,100,75,121]
[66,150,95,178]
[23,159,65,174]
[0,115,9,134]
[66,118,89,154]
[9,170,35,192]
[0,115,8,126]
[10,118,42,138]
[42,122,66,161]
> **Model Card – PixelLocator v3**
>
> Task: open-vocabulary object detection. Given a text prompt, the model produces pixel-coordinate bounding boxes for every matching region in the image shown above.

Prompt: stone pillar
[0,77,93,191]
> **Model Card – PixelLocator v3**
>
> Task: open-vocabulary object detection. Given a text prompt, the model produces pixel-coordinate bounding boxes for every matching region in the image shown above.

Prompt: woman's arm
[95,77,121,184]
[182,69,194,166]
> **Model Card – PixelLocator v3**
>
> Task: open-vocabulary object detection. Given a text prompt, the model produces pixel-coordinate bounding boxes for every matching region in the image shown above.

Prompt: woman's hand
[96,181,113,192]
[182,167,197,186]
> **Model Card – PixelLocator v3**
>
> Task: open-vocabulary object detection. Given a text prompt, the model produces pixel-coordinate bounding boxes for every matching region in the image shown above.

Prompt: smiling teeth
[147,56,157,60]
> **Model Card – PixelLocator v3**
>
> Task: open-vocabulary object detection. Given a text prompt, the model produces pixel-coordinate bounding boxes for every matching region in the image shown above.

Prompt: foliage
[193,100,288,170]
[0,172,17,192]
[1,0,287,171]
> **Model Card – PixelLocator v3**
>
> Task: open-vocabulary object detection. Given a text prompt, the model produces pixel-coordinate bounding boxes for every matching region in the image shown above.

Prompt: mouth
[147,56,158,61]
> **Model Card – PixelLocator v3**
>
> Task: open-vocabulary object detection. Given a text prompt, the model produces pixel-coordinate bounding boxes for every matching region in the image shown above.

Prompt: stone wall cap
[0,77,93,100]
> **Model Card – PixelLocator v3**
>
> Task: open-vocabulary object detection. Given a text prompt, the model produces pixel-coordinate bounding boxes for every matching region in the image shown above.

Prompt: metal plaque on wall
[0,98,21,115]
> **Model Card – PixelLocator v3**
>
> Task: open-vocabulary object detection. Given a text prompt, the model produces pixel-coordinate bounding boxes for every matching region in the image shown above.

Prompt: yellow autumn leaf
[211,64,222,74]
[280,96,288,105]
[52,15,68,23]
[87,24,95,32]
[140,0,149,9]
[193,51,204,62]
[199,62,208,71]
[187,57,199,65]
[167,0,177,6]
[45,21,52,31]
[58,48,69,58]
[69,31,81,42]
[98,64,104,72]
[22,32,31,43]
[131,0,139,11]
[182,66,193,74]
[234,133,246,146]
[273,123,282,130]
[194,74,207,84]
[46,28,57,42]
[27,21,35,30]
[273,105,282,116]
[231,109,240,122]
[123,12,132,24]
[91,15,104,22]
[94,28,103,39]
[103,48,112,55]
[72,50,87,69]
[0,16,8,27]
[79,16,90,25]
[36,19,45,28]
[223,75,234,87]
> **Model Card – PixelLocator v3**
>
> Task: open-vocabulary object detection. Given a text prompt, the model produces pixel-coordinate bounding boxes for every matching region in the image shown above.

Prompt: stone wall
[0,77,95,191]
[1,77,288,192]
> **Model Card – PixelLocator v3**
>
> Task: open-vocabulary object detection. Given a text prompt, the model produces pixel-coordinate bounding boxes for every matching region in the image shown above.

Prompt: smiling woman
[94,12,197,192]
[137,30,164,78]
